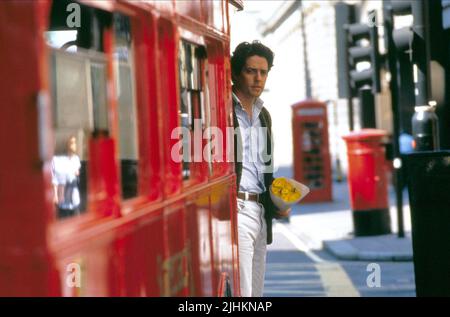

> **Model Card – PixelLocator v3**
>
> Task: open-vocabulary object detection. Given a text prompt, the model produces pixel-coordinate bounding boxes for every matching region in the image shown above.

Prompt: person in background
[399,132,414,190]
[399,132,414,154]
[51,135,81,219]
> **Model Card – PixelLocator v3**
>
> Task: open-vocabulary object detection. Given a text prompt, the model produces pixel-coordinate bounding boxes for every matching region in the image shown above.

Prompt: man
[231,41,290,297]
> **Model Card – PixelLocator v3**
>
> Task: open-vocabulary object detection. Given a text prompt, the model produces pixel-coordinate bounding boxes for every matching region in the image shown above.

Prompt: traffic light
[386,0,441,151]
[335,5,382,130]
[335,2,357,99]
[346,10,381,95]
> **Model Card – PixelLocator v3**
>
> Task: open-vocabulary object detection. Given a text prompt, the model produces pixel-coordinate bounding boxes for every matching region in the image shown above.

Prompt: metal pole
[385,5,405,238]
[397,53,415,134]
[332,100,343,182]
[300,2,312,99]
[358,86,376,128]
[412,0,431,106]
[344,26,355,131]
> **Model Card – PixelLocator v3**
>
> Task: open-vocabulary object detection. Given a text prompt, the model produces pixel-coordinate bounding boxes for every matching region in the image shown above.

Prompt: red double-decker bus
[0,0,243,296]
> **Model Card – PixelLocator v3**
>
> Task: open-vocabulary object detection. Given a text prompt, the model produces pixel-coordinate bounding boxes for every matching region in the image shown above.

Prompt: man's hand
[276,208,291,218]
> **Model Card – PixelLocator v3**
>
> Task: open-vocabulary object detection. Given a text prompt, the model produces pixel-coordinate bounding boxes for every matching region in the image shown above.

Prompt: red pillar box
[291,101,332,203]
[342,129,391,236]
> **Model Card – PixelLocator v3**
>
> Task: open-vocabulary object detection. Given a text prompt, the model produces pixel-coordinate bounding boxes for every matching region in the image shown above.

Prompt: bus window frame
[177,35,210,189]
[115,9,162,215]
[47,1,160,232]
[204,39,229,180]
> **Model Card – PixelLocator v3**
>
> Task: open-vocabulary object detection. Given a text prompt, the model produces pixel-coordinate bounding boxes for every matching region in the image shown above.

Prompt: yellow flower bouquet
[270,177,310,211]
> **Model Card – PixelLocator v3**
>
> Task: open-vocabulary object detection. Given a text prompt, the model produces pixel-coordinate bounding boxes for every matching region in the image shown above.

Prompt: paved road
[263,220,416,297]
[263,172,416,297]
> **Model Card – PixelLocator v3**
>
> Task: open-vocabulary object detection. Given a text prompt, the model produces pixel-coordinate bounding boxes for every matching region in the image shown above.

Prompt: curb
[323,240,413,262]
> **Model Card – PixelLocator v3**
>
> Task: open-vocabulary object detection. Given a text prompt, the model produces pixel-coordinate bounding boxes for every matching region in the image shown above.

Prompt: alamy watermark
[66,263,81,288]
[367,11,383,28]
[170,119,277,173]
[366,263,381,288]
[66,3,81,28]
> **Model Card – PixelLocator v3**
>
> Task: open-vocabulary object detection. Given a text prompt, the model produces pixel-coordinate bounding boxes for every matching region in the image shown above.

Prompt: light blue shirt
[233,93,267,194]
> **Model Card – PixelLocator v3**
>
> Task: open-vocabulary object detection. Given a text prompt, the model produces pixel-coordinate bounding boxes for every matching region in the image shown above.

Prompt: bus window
[91,62,109,133]
[46,0,112,220]
[178,41,207,180]
[113,13,140,200]
[203,66,213,176]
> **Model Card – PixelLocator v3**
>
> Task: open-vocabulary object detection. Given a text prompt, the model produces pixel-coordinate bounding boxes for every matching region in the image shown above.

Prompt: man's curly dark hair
[231,41,274,79]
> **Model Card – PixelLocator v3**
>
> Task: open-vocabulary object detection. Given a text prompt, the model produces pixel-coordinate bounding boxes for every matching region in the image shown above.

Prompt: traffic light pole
[384,4,405,238]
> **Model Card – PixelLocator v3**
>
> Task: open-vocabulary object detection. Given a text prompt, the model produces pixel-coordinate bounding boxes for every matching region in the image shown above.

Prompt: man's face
[234,55,269,99]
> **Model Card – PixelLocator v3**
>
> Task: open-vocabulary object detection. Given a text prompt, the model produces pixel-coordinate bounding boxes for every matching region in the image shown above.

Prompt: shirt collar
[232,92,264,113]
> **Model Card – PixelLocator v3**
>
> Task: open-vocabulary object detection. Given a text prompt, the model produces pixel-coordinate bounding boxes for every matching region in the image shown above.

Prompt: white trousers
[237,198,267,297]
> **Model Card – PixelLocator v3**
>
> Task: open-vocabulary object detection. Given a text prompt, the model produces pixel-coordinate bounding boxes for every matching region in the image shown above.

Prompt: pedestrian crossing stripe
[315,263,360,297]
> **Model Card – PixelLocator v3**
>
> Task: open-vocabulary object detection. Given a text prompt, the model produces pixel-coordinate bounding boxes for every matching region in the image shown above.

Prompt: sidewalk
[274,167,413,262]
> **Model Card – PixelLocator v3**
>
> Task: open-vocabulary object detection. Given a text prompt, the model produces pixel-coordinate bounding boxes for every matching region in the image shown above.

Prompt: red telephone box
[292,101,332,203]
